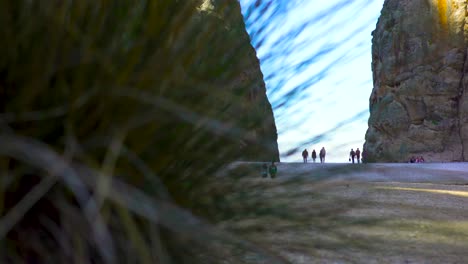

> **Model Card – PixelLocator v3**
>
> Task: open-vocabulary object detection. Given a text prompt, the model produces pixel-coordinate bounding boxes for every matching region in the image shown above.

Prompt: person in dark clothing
[269,162,277,178]
[311,149,317,163]
[349,149,356,164]
[261,163,268,178]
[355,148,361,164]
[319,147,326,163]
[302,149,309,163]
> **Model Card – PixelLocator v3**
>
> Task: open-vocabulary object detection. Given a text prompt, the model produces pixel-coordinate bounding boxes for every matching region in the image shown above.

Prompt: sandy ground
[221,162,468,263]
[268,162,468,183]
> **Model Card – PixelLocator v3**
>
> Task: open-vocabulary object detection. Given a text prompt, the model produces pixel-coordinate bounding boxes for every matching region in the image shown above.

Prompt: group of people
[302,147,364,164]
[349,148,361,164]
[302,147,327,163]
[409,156,425,163]
[261,162,277,178]
[262,151,428,179]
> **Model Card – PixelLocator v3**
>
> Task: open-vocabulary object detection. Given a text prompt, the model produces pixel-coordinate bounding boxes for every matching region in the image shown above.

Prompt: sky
[238,0,386,162]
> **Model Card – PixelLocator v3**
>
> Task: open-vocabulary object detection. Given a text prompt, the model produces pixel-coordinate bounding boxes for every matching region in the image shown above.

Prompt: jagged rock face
[211,0,279,161]
[364,0,468,162]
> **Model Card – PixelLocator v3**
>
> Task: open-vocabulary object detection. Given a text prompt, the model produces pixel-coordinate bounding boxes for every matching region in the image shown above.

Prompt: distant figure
[311,149,317,163]
[261,163,268,178]
[349,149,356,164]
[416,156,425,163]
[302,149,309,163]
[319,147,326,163]
[409,156,416,163]
[355,148,361,164]
[269,161,277,178]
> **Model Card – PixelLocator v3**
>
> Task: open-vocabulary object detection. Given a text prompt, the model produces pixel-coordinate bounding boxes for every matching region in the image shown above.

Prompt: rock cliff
[364,0,468,162]
[206,0,280,161]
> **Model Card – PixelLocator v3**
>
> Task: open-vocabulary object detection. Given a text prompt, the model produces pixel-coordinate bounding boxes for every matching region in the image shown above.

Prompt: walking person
[319,147,326,163]
[311,149,317,163]
[261,163,268,178]
[269,161,277,178]
[355,148,361,164]
[349,149,356,164]
[302,149,309,163]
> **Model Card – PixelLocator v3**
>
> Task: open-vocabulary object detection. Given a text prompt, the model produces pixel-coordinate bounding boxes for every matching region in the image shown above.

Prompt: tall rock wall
[0,0,279,182]
[364,0,468,162]
[206,0,279,161]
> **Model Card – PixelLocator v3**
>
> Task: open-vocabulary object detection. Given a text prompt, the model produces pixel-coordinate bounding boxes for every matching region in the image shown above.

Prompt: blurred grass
[0,0,293,263]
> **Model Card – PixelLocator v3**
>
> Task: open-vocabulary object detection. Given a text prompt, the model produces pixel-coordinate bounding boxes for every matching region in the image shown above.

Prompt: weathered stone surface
[204,0,279,161]
[364,0,468,162]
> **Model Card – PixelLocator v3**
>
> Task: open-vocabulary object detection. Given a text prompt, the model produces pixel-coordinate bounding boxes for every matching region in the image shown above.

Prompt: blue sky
[239,0,385,162]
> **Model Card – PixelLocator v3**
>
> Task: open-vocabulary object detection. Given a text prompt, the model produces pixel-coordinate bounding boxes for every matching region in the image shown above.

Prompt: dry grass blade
[0,174,56,239]
[0,133,116,263]
[0,133,290,263]
[75,165,290,264]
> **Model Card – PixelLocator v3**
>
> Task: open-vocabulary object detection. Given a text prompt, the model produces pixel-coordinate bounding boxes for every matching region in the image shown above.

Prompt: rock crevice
[457,46,467,161]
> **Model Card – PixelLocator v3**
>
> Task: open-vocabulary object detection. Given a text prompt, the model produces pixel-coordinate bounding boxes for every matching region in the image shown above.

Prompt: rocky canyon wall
[364,0,468,162]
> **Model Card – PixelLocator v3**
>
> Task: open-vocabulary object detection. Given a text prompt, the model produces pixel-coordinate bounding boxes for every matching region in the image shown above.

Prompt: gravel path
[222,162,468,263]
[256,162,468,183]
